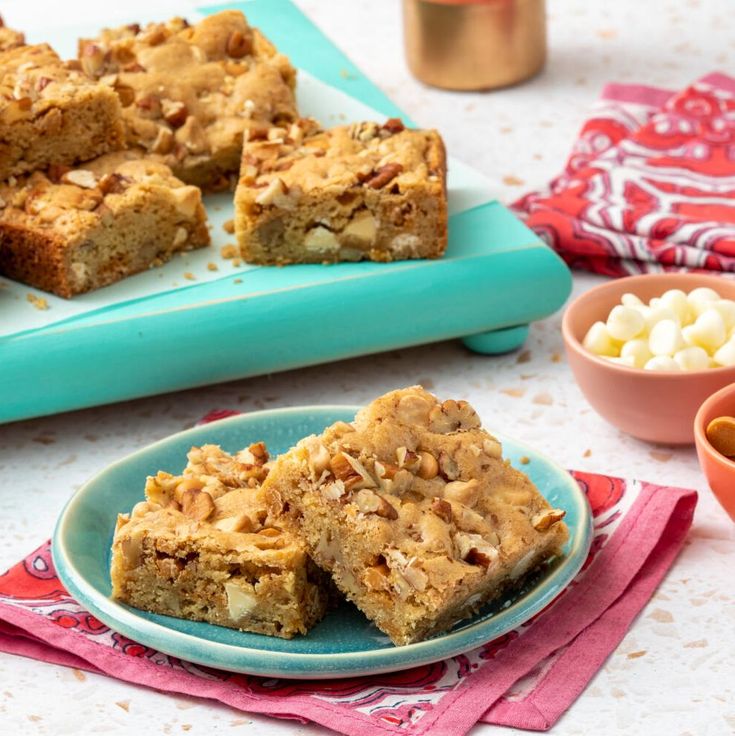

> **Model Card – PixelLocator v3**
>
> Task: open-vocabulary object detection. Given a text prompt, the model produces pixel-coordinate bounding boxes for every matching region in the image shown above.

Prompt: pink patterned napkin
[0,412,696,735]
[512,72,735,276]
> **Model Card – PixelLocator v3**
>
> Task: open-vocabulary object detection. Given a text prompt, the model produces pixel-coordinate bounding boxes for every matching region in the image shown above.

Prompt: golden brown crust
[264,387,569,645]
[0,44,125,179]
[0,151,210,298]
[234,118,448,265]
[78,11,297,190]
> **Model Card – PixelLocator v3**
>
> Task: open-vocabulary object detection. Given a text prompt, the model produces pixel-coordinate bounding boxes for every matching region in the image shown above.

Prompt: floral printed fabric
[513,73,735,277]
[0,470,695,735]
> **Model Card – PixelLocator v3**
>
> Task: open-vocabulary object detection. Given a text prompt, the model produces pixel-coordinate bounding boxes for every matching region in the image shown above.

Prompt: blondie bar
[0,43,124,180]
[111,443,331,639]
[78,11,297,190]
[0,151,209,298]
[234,117,448,265]
[265,387,568,645]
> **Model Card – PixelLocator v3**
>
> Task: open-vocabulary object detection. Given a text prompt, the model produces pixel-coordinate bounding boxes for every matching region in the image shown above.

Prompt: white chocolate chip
[224,582,258,620]
[682,309,726,353]
[606,305,645,341]
[673,346,709,371]
[620,338,652,368]
[582,321,619,357]
[644,355,681,371]
[713,337,735,367]
[659,289,692,324]
[687,287,720,318]
[621,292,644,307]
[648,319,685,356]
[604,356,636,367]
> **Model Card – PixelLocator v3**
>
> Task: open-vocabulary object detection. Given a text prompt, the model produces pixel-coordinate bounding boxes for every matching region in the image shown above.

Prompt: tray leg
[462,325,529,355]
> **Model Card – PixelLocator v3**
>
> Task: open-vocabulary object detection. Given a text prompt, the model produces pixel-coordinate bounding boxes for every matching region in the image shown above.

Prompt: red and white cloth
[512,73,735,277]
[0,412,697,735]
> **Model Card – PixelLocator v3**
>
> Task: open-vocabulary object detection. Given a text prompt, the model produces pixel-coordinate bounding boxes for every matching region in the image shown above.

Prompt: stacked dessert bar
[112,388,568,645]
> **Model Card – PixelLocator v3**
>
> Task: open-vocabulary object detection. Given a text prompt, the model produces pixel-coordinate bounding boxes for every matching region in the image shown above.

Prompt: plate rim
[52,405,593,679]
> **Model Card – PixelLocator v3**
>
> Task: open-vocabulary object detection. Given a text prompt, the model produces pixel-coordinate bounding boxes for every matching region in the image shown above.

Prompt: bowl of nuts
[562,273,735,444]
[694,384,735,522]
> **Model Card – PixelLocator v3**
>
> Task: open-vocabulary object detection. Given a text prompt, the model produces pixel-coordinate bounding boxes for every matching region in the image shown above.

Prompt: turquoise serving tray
[52,406,592,679]
[0,1,571,424]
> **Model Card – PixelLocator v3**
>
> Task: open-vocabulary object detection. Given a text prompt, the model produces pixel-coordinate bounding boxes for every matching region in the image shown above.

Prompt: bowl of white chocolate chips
[562,273,735,444]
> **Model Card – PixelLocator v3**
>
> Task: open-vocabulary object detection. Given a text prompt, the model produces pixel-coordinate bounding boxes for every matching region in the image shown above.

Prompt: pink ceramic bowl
[694,384,735,522]
[562,273,735,445]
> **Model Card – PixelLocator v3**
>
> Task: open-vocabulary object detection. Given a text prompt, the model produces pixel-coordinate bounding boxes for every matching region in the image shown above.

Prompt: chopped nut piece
[304,438,331,478]
[332,452,376,490]
[456,532,498,568]
[181,488,215,521]
[322,479,346,501]
[162,99,188,128]
[438,451,460,480]
[443,479,480,507]
[483,438,502,458]
[430,497,453,523]
[364,162,403,189]
[531,508,566,531]
[396,392,432,426]
[213,513,254,533]
[255,177,287,206]
[62,170,98,189]
[226,29,252,58]
[417,451,439,479]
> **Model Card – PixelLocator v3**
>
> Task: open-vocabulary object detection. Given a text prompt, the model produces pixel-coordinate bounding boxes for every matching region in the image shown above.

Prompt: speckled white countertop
[1,0,734,734]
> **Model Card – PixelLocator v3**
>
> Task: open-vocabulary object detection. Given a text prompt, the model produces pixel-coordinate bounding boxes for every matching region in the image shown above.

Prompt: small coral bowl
[562,273,735,445]
[694,383,735,522]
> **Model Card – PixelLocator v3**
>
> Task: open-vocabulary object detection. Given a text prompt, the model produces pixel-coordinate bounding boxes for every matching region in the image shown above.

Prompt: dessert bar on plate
[0,43,125,180]
[78,11,297,191]
[0,151,209,298]
[111,443,331,639]
[235,117,447,264]
[265,386,569,645]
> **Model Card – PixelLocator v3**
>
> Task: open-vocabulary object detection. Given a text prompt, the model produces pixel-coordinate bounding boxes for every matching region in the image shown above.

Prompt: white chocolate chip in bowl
[582,321,619,357]
[606,305,645,341]
[648,319,685,357]
[563,275,735,444]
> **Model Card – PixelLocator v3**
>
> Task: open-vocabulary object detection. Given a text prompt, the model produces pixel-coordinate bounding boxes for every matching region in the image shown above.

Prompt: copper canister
[403,0,546,91]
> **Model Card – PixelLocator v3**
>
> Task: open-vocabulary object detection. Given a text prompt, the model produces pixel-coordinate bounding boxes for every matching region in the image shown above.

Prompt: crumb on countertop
[26,293,49,310]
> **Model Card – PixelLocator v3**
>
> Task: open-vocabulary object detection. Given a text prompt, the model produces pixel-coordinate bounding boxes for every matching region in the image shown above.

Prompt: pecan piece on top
[364,163,404,189]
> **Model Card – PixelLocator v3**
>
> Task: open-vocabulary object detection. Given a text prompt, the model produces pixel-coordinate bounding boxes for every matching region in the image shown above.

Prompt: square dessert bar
[78,11,297,190]
[111,443,331,639]
[0,43,125,180]
[265,387,568,645]
[235,118,448,265]
[0,151,209,298]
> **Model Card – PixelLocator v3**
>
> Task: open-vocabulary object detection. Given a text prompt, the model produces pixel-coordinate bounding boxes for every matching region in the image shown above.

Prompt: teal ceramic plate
[52,406,592,679]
